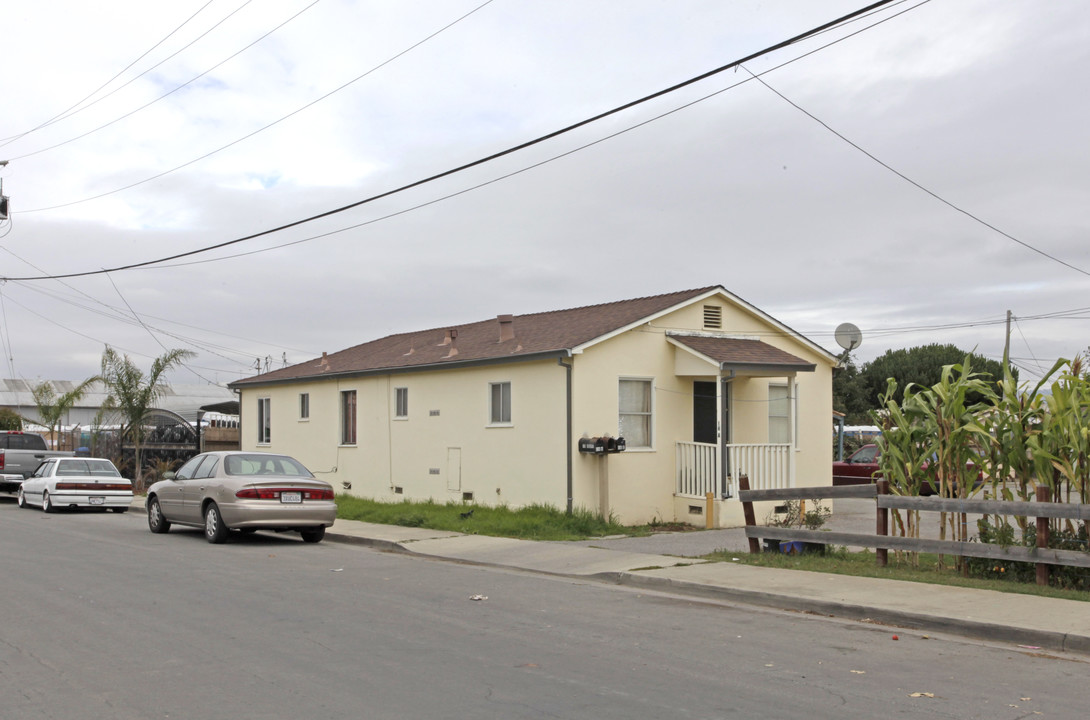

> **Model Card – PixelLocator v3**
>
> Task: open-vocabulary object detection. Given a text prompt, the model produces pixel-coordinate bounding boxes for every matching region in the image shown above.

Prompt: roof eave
[722,361,817,375]
[229,349,572,390]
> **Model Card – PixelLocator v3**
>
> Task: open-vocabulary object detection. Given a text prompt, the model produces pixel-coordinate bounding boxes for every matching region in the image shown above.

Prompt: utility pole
[0,159,10,221]
[1003,310,1012,365]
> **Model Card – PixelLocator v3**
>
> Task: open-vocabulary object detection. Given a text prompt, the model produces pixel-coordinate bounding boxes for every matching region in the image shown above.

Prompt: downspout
[558,355,573,514]
[233,388,242,449]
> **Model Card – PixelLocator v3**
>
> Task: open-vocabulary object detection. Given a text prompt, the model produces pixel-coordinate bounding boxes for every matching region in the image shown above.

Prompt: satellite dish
[835,322,863,352]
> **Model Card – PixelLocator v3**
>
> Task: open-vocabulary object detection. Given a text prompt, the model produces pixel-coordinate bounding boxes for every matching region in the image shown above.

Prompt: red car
[832,444,983,496]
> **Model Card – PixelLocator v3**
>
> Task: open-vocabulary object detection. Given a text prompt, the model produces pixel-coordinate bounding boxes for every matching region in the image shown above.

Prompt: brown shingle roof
[668,334,816,372]
[231,287,721,386]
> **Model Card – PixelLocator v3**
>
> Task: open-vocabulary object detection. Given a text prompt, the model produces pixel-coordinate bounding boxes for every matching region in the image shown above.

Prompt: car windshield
[56,459,122,477]
[223,454,313,478]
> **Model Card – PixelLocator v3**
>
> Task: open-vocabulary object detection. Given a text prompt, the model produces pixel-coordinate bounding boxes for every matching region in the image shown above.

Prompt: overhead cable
[3,0,899,281]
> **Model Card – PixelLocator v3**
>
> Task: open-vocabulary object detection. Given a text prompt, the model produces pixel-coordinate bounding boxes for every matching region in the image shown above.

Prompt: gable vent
[703,305,723,330]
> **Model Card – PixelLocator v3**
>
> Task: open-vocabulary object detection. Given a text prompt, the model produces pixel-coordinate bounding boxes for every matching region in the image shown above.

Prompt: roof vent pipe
[439,328,457,346]
[498,314,515,342]
[443,330,459,359]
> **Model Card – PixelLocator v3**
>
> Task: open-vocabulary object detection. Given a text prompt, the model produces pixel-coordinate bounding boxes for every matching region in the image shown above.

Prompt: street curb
[324,532,412,554]
[596,571,1090,656]
[323,531,1090,657]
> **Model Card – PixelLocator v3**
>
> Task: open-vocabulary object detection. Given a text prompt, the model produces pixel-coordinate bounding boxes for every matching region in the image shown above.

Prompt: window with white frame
[257,397,271,444]
[299,393,310,420]
[341,390,357,445]
[618,378,653,448]
[768,384,795,445]
[395,387,408,419]
[489,382,511,425]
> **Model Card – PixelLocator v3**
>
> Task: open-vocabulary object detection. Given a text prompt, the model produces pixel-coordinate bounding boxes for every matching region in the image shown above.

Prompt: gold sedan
[145,452,337,544]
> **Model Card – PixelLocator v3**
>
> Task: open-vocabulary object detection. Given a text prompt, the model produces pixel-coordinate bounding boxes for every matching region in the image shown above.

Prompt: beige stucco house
[230,286,838,526]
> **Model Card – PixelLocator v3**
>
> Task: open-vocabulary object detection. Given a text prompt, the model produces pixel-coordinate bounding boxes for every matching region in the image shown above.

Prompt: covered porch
[666,333,816,525]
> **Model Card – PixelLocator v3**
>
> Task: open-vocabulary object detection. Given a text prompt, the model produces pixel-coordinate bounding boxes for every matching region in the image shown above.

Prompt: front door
[693,381,717,444]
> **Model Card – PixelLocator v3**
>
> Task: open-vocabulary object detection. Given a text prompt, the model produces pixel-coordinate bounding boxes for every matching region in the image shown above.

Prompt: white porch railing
[676,441,719,496]
[676,442,792,498]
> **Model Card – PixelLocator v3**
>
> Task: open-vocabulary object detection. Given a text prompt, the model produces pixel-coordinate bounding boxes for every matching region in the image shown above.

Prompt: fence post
[876,479,889,567]
[739,474,760,554]
[1036,485,1050,586]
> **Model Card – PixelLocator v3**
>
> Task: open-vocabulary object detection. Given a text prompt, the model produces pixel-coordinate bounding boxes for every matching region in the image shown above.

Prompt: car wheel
[204,502,229,544]
[16,488,27,508]
[147,497,171,533]
[300,526,325,544]
[42,490,55,514]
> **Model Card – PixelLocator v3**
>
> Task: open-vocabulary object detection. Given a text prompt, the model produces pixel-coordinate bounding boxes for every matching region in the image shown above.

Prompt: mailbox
[578,435,626,454]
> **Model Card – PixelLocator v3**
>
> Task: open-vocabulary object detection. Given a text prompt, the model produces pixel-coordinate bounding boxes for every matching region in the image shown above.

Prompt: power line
[4,1,900,281]
[18,0,496,210]
[740,66,1090,278]
[7,0,323,161]
[0,0,221,147]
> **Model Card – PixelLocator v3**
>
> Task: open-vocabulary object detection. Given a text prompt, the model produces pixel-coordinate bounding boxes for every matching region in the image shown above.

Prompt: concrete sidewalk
[324,517,1090,657]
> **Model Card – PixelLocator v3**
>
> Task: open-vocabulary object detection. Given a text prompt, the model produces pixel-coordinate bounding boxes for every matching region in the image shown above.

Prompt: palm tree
[99,346,196,489]
[30,378,97,449]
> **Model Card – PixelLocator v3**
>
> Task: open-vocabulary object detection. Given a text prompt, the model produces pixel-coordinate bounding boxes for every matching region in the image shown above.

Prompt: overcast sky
[1,0,1087,390]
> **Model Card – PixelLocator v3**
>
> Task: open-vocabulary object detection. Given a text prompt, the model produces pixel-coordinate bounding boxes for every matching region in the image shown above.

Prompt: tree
[859,344,1013,411]
[0,407,23,430]
[99,346,196,489]
[832,355,872,425]
[30,378,97,448]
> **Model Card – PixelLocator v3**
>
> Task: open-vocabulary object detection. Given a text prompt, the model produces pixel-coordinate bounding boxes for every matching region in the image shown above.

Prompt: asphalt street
[1,499,1087,720]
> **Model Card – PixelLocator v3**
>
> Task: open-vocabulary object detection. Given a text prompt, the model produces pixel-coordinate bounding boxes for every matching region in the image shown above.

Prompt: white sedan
[18,457,133,513]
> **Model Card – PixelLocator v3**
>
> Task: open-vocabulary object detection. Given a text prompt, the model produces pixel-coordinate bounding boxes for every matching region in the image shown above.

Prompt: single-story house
[229,286,838,526]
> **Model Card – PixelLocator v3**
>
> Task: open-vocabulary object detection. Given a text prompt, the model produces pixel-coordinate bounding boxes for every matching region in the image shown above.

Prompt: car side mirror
[163,471,177,480]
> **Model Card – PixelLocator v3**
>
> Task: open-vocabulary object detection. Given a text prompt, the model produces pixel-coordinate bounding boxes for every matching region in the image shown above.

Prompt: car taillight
[235,487,334,500]
[55,482,131,491]
[0,451,5,471]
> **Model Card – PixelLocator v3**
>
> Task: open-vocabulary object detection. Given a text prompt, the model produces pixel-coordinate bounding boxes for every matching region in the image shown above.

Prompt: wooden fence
[738,477,1090,585]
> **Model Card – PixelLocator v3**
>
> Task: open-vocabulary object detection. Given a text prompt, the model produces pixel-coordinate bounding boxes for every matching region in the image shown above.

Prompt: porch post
[788,375,797,488]
[716,375,723,498]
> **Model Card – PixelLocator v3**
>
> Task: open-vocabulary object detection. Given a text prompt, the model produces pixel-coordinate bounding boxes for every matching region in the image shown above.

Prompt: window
[395,387,408,419]
[193,456,219,479]
[299,393,310,420]
[175,454,206,480]
[489,382,511,424]
[768,384,795,445]
[341,390,357,444]
[619,379,653,448]
[257,398,271,444]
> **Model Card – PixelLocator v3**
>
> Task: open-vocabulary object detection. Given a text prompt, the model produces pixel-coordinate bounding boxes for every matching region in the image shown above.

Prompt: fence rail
[738,479,1090,580]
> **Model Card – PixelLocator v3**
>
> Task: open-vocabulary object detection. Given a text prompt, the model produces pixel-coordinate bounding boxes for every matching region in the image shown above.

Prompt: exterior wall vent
[703,305,723,330]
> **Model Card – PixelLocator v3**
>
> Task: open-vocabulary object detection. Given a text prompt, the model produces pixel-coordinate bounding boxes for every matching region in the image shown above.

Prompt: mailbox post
[577,435,626,520]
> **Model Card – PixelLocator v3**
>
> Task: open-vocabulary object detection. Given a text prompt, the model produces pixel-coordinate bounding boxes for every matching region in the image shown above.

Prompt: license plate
[280,492,302,504]
[89,496,105,505]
